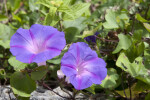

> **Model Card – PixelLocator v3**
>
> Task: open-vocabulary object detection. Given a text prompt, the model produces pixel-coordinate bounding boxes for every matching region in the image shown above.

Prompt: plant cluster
[0,0,150,100]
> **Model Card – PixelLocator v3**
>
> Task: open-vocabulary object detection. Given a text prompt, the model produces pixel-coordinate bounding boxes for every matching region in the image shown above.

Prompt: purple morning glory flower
[84,32,99,43]
[10,24,66,64]
[61,42,107,90]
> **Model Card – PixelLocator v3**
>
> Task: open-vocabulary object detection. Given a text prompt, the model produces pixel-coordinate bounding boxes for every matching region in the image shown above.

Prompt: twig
[95,35,118,43]
[145,4,150,19]
[72,89,78,100]
[61,88,73,98]
[131,16,135,34]
[58,12,63,31]
[121,72,127,99]
[38,81,71,99]
[59,20,63,31]
[4,0,8,16]
[127,75,132,100]
[3,2,23,24]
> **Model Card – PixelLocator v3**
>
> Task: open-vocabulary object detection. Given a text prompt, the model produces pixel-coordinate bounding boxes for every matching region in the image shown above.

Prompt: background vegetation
[0,0,150,99]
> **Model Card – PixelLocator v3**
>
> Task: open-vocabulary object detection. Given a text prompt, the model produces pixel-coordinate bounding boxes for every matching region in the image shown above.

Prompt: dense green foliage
[1,0,150,99]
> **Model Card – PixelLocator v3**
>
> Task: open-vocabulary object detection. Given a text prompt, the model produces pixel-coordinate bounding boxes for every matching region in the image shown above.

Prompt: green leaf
[132,30,142,42]
[116,53,148,78]
[82,23,102,38]
[125,42,145,63]
[103,10,119,29]
[31,68,47,81]
[129,57,147,77]
[0,15,8,21]
[71,3,90,19]
[8,57,28,71]
[47,49,67,64]
[36,0,63,8]
[113,34,132,54]
[0,40,10,49]
[136,13,149,23]
[63,17,86,32]
[145,92,150,100]
[116,84,139,99]
[58,5,75,20]
[12,14,22,23]
[10,72,36,97]
[59,3,90,20]
[134,81,150,92]
[8,0,21,11]
[0,69,6,79]
[29,0,40,12]
[136,76,150,85]
[36,0,52,8]
[85,84,96,94]
[63,0,71,5]
[0,23,12,41]
[143,23,150,32]
[101,68,119,89]
[137,42,145,55]
[64,27,79,43]
[116,52,130,71]
[44,7,59,26]
[63,17,87,43]
[29,12,40,26]
[0,24,13,48]
[117,12,130,29]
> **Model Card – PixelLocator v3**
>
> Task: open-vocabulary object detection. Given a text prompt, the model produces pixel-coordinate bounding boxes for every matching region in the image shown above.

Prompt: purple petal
[31,49,61,63]
[69,74,93,90]
[10,28,34,51]
[61,65,77,77]
[61,42,107,90]
[11,47,34,63]
[84,58,107,84]
[10,24,66,63]
[61,52,77,67]
[29,24,57,44]
[68,42,97,62]
[46,32,66,50]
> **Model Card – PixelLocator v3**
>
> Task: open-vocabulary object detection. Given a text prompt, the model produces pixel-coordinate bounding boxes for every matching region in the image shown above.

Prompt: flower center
[76,61,86,75]
[27,41,46,54]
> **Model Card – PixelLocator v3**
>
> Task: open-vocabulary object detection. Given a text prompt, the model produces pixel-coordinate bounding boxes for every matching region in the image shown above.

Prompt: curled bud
[57,70,65,79]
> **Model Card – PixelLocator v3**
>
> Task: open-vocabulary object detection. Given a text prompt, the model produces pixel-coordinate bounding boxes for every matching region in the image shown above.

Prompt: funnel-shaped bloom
[61,42,107,90]
[84,32,100,43]
[10,24,66,64]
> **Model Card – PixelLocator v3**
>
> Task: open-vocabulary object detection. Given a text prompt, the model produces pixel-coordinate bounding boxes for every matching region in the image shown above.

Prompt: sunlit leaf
[0,15,8,21]
[113,34,132,54]
[143,23,150,32]
[136,13,149,23]
[103,10,119,29]
[101,68,119,89]
[44,7,59,26]
[8,56,28,71]
[29,0,40,12]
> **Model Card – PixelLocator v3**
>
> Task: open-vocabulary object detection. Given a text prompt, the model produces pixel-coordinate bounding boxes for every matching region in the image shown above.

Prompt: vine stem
[121,72,127,99]
[4,0,8,16]
[127,75,132,100]
[38,81,71,99]
[95,35,118,43]
[59,20,63,31]
[145,4,150,19]
[3,2,23,24]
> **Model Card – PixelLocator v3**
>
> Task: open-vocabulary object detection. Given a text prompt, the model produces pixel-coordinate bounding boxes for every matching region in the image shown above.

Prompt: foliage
[1,0,150,99]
